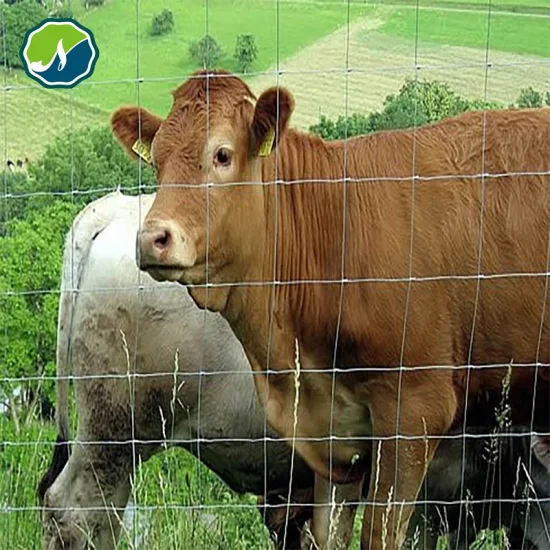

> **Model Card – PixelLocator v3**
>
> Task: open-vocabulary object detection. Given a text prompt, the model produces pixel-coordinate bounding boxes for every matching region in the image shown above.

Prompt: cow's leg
[42,441,134,550]
[361,373,457,550]
[305,473,363,549]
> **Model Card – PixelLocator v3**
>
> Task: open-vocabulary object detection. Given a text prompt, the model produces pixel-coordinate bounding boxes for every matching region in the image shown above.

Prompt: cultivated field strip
[249,15,550,130]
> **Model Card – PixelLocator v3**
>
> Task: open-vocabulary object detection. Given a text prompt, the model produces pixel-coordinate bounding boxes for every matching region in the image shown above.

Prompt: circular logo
[19,18,99,89]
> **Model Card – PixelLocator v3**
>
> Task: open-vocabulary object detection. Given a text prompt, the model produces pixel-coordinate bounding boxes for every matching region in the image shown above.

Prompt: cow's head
[111,70,294,306]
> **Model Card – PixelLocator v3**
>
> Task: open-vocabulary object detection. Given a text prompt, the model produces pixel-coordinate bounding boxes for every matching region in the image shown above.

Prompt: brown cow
[111,69,550,549]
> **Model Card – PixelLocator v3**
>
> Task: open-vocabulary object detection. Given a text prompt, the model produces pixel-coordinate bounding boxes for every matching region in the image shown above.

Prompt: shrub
[151,9,174,37]
[310,79,504,141]
[309,113,377,141]
[189,34,223,69]
[82,0,105,8]
[517,87,544,108]
[234,34,258,73]
[0,0,47,69]
[0,200,79,411]
[50,5,73,18]
[0,125,155,226]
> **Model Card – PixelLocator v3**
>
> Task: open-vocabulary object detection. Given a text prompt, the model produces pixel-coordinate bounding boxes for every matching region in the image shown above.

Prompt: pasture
[4,0,550,158]
[1,0,549,548]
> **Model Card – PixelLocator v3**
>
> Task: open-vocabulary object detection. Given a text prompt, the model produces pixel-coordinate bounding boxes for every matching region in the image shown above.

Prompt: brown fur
[112,70,550,549]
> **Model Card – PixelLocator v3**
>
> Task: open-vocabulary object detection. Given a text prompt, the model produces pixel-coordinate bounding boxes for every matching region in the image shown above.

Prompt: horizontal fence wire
[2,0,550,547]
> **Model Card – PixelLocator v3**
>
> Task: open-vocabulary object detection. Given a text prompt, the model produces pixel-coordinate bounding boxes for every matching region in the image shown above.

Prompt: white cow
[39,191,550,550]
[38,191,312,549]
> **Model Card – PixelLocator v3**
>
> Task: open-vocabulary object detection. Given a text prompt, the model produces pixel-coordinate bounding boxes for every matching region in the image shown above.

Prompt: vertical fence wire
[1,1,550,549]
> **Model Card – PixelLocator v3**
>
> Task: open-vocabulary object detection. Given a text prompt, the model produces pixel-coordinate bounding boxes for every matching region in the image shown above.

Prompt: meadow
[381,5,550,57]
[4,0,549,158]
[66,0,374,114]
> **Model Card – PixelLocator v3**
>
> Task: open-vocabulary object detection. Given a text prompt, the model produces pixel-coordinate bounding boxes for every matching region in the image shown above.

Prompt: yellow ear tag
[258,127,275,157]
[132,139,152,164]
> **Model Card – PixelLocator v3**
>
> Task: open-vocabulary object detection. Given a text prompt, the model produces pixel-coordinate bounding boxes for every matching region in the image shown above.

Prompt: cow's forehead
[171,71,255,105]
[151,107,246,168]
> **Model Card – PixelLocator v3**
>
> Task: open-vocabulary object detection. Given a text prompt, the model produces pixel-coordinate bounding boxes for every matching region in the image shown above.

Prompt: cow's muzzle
[136,220,197,282]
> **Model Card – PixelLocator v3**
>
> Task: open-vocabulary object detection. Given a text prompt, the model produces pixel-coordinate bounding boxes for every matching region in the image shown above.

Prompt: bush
[517,87,544,108]
[310,79,503,141]
[234,34,258,73]
[50,5,73,18]
[151,9,174,37]
[189,34,223,69]
[0,171,36,231]
[0,200,79,411]
[309,113,377,141]
[82,0,104,8]
[1,125,155,226]
[0,0,47,69]
[28,125,156,203]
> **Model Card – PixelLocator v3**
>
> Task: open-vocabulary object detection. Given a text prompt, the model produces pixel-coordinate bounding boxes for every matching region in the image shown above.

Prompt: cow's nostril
[154,229,171,250]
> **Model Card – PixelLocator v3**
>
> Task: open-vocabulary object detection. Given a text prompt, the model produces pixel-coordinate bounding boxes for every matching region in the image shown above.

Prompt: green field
[5,0,372,160]
[5,0,549,160]
[381,6,550,57]
[1,413,516,549]
[1,71,108,161]
[432,0,550,6]
[67,0,373,115]
[1,418,510,549]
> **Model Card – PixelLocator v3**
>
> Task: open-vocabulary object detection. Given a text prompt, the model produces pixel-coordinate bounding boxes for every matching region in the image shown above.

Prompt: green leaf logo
[20,18,99,89]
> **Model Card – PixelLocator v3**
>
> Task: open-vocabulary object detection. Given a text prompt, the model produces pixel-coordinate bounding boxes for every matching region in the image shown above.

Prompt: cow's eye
[214,147,232,167]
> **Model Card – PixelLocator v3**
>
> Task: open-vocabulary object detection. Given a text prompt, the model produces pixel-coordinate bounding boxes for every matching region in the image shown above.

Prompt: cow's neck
[224,128,367,373]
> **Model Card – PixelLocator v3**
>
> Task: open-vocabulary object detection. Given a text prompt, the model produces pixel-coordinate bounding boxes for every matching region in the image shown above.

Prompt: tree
[189,34,223,69]
[1,125,156,232]
[151,9,174,36]
[309,113,377,141]
[310,79,503,141]
[0,171,37,233]
[0,200,79,413]
[0,0,47,69]
[27,125,156,207]
[234,34,258,73]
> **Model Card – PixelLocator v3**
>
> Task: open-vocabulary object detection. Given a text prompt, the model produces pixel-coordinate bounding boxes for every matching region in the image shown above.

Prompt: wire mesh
[1,0,550,549]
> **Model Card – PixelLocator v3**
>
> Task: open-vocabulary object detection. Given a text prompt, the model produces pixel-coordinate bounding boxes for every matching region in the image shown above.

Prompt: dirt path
[248,13,550,129]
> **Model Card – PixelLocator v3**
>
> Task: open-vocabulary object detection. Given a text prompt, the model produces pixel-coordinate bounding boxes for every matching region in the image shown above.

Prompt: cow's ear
[111,107,163,162]
[250,87,294,157]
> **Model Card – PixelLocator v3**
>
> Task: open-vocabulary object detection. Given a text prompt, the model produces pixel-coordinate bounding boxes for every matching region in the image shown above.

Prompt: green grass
[373,0,550,11]
[0,416,271,549]
[119,449,271,550]
[0,417,57,549]
[1,70,108,161]
[4,0,372,160]
[380,6,550,57]
[4,0,547,162]
[428,0,550,6]
[55,0,373,116]
[0,416,515,549]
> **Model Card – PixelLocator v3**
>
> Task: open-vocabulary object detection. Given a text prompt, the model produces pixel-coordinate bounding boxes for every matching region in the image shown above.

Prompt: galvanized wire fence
[2,0,550,549]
